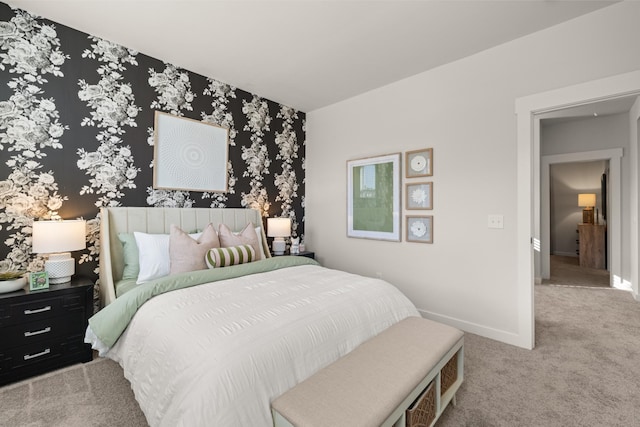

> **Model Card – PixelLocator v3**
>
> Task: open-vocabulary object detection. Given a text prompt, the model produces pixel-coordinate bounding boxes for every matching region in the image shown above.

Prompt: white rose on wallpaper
[28,183,48,199]
[6,193,34,216]
[30,34,50,50]
[49,51,64,66]
[9,170,30,186]
[29,108,48,124]
[0,258,13,273]
[0,100,14,116]
[37,172,54,184]
[0,21,16,37]
[39,24,56,39]
[0,180,15,202]
[78,84,103,101]
[6,116,34,139]
[6,39,36,63]
[126,105,138,118]
[11,93,29,109]
[46,195,63,211]
[39,99,55,111]
[48,123,64,138]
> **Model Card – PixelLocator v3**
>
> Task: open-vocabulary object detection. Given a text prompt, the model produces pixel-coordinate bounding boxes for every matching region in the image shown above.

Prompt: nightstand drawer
[0,311,85,350]
[1,339,64,371]
[2,297,64,326]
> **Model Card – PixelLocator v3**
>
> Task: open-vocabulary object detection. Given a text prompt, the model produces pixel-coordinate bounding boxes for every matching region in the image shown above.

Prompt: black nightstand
[0,277,94,386]
[272,251,315,260]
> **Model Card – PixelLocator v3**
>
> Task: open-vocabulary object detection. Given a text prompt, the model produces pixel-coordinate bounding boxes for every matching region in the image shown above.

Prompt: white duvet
[106,264,419,427]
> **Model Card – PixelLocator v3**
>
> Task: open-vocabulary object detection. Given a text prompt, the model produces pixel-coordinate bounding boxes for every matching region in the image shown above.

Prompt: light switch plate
[488,214,504,229]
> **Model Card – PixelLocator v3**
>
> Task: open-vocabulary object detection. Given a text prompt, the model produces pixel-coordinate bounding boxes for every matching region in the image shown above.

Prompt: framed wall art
[405,148,433,178]
[29,271,49,291]
[406,215,433,243]
[347,153,401,241]
[153,111,230,193]
[406,182,433,210]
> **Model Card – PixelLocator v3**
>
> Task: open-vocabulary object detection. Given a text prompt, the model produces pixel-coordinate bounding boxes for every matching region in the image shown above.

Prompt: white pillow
[135,230,201,284]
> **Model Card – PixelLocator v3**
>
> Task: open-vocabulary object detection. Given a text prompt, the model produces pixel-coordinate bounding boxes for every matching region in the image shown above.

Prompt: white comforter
[107,264,419,427]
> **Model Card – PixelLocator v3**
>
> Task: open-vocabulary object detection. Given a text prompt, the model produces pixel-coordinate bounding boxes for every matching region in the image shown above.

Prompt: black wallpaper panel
[0,3,306,281]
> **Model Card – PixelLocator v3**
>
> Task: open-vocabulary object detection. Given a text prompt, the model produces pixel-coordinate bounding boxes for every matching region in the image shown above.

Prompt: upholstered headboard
[99,207,270,307]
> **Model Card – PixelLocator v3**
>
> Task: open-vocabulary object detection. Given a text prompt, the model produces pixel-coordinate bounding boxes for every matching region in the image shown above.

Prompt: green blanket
[90,256,319,348]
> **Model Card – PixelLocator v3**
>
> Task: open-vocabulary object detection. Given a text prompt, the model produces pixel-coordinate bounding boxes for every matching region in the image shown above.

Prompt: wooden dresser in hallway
[578,223,606,269]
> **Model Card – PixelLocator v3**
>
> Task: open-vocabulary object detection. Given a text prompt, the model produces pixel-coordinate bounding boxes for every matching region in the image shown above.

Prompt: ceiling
[540,95,638,126]
[6,0,620,112]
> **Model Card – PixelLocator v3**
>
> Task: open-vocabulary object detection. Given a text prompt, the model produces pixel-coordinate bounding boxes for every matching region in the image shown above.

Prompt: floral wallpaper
[0,3,306,292]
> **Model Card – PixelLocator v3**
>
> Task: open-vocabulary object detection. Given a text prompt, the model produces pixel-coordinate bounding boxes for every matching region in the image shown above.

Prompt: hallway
[543,255,610,288]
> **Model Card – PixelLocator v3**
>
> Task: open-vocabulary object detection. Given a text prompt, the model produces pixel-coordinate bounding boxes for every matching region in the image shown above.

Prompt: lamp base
[44,252,74,284]
[272,238,286,256]
[582,208,594,224]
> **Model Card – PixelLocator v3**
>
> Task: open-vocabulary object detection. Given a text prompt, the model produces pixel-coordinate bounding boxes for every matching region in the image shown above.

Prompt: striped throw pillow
[205,245,256,268]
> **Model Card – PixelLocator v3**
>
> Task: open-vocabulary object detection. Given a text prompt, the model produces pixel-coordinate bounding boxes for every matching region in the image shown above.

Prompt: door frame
[515,70,640,349]
[541,149,622,287]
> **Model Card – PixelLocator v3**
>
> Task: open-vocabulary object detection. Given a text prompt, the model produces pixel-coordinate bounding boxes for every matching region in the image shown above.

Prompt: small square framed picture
[406,182,433,210]
[406,215,433,243]
[29,271,49,291]
[405,148,433,178]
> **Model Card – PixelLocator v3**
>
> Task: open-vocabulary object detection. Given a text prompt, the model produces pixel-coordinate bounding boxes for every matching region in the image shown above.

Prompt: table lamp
[267,217,291,255]
[578,193,596,224]
[32,219,86,284]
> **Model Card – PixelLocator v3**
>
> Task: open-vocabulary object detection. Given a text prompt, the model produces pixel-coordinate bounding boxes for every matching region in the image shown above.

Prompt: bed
[86,207,420,427]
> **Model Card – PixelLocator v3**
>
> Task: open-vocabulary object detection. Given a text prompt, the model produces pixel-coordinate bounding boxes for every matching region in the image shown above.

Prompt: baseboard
[551,251,578,258]
[417,309,528,349]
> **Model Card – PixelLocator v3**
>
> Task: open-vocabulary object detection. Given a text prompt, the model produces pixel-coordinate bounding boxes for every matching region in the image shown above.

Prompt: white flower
[0,101,15,117]
[0,22,17,37]
[46,195,63,211]
[411,188,428,204]
[38,173,54,184]
[39,99,56,111]
[48,123,64,138]
[0,180,16,200]
[40,25,57,39]
[28,184,49,200]
[49,51,65,66]
[410,221,427,237]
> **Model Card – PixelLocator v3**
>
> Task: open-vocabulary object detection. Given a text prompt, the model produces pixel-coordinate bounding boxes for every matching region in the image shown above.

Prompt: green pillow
[118,233,140,280]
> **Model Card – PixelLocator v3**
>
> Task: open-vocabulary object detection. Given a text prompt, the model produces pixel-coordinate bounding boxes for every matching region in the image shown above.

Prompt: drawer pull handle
[24,306,52,315]
[23,348,51,360]
[24,326,51,337]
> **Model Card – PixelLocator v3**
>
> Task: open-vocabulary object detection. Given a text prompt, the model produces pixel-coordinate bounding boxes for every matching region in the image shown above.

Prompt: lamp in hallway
[578,193,596,224]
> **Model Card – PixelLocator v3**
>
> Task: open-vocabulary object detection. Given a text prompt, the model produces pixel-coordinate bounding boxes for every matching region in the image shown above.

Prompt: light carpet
[1,282,637,426]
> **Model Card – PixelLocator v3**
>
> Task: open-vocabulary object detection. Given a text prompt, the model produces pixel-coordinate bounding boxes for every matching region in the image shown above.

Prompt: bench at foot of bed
[271,316,464,427]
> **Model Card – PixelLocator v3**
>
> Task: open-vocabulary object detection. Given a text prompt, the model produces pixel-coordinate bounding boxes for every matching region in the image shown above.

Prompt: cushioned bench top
[271,316,464,427]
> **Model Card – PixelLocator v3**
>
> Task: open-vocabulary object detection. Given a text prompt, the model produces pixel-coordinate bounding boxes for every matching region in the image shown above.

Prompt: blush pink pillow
[218,223,262,260]
[169,223,220,274]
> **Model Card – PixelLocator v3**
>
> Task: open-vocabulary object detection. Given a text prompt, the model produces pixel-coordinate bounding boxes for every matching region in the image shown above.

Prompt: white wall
[549,161,607,257]
[306,2,640,346]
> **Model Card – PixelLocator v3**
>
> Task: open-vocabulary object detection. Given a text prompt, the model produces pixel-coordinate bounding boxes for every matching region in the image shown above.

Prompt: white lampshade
[578,193,596,208]
[267,218,292,238]
[32,220,86,284]
[267,218,291,256]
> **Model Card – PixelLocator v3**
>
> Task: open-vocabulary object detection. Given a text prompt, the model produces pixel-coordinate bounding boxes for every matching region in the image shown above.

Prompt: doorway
[514,70,640,349]
[546,159,610,287]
